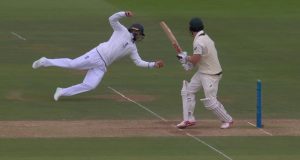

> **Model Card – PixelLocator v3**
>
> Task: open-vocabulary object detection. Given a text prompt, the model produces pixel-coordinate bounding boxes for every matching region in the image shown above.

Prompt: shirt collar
[195,30,205,37]
[130,33,135,43]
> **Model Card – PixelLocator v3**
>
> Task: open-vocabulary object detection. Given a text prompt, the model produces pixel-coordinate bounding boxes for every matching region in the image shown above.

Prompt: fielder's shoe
[54,87,63,101]
[32,57,46,69]
[176,120,196,129]
[220,121,233,129]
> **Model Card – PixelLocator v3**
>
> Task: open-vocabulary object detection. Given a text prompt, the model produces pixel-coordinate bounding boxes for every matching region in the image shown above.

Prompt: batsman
[176,18,233,129]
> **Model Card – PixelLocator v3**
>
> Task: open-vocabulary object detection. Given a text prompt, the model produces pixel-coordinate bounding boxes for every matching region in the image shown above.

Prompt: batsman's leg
[200,74,233,128]
[185,72,204,122]
[201,97,232,122]
[181,80,189,121]
[177,74,202,129]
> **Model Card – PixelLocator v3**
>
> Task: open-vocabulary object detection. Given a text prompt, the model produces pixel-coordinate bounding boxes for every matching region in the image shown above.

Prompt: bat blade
[160,21,183,53]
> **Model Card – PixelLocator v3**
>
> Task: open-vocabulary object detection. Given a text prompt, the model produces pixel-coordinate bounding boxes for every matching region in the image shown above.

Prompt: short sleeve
[193,43,205,55]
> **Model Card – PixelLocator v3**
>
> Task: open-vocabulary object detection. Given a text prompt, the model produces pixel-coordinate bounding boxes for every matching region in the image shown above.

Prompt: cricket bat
[160,21,183,53]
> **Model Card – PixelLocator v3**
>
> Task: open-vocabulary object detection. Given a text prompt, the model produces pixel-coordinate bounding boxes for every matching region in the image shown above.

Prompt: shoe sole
[177,122,196,129]
[32,61,38,69]
[32,57,46,69]
[221,121,234,129]
[54,88,62,101]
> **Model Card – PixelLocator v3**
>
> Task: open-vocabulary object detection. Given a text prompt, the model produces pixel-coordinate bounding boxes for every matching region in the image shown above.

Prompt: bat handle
[173,44,182,53]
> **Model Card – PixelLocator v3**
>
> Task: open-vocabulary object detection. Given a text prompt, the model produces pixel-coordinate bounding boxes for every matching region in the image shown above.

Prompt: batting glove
[182,62,193,71]
[176,51,188,64]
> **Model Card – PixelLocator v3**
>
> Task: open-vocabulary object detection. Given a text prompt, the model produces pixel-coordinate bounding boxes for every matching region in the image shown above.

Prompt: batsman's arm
[177,51,201,66]
[187,42,204,65]
[178,41,204,65]
[187,54,201,65]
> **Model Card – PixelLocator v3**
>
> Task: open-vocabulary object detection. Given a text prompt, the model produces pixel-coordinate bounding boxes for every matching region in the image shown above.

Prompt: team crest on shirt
[194,47,197,51]
[123,42,129,48]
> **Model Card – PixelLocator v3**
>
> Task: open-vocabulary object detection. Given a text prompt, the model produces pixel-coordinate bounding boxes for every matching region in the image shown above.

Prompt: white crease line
[186,133,233,160]
[247,122,273,136]
[108,86,234,160]
[108,86,167,122]
[11,32,27,40]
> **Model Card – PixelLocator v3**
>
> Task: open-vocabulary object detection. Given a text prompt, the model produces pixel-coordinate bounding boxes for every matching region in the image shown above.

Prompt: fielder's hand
[182,62,193,71]
[177,51,188,64]
[155,60,164,68]
[125,11,133,17]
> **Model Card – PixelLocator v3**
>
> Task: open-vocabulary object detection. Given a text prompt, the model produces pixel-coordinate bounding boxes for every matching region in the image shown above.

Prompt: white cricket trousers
[185,70,232,122]
[42,48,107,97]
[188,71,221,98]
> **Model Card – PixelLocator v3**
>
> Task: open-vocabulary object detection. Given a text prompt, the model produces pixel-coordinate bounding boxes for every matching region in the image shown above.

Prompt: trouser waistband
[95,48,107,67]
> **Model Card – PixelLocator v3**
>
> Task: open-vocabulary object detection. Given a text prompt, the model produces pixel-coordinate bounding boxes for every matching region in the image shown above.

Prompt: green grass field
[0,0,300,159]
[1,137,300,160]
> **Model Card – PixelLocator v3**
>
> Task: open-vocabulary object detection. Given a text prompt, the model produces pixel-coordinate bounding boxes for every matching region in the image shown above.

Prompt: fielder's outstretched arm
[109,11,133,31]
[130,49,164,69]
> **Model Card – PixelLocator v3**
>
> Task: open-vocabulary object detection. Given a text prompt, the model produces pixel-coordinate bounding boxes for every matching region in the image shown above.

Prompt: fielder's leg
[33,48,103,70]
[54,67,105,101]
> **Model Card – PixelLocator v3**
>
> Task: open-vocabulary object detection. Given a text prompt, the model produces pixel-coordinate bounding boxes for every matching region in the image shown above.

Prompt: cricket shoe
[32,57,46,69]
[220,121,233,129]
[176,120,196,129]
[54,87,63,101]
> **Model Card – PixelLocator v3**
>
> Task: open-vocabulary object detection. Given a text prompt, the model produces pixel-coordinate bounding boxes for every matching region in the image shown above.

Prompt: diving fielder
[32,11,164,101]
[176,18,233,129]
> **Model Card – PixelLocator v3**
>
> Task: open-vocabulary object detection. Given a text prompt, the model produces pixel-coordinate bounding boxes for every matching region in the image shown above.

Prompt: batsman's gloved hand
[176,51,188,64]
[182,62,193,71]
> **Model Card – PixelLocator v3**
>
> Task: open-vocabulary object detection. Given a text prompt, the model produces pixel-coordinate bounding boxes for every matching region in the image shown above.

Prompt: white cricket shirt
[96,12,155,68]
[193,30,222,74]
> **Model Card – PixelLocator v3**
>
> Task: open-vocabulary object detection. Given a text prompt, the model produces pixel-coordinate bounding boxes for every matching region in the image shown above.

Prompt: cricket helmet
[128,23,145,36]
[189,17,204,32]
[128,23,145,42]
